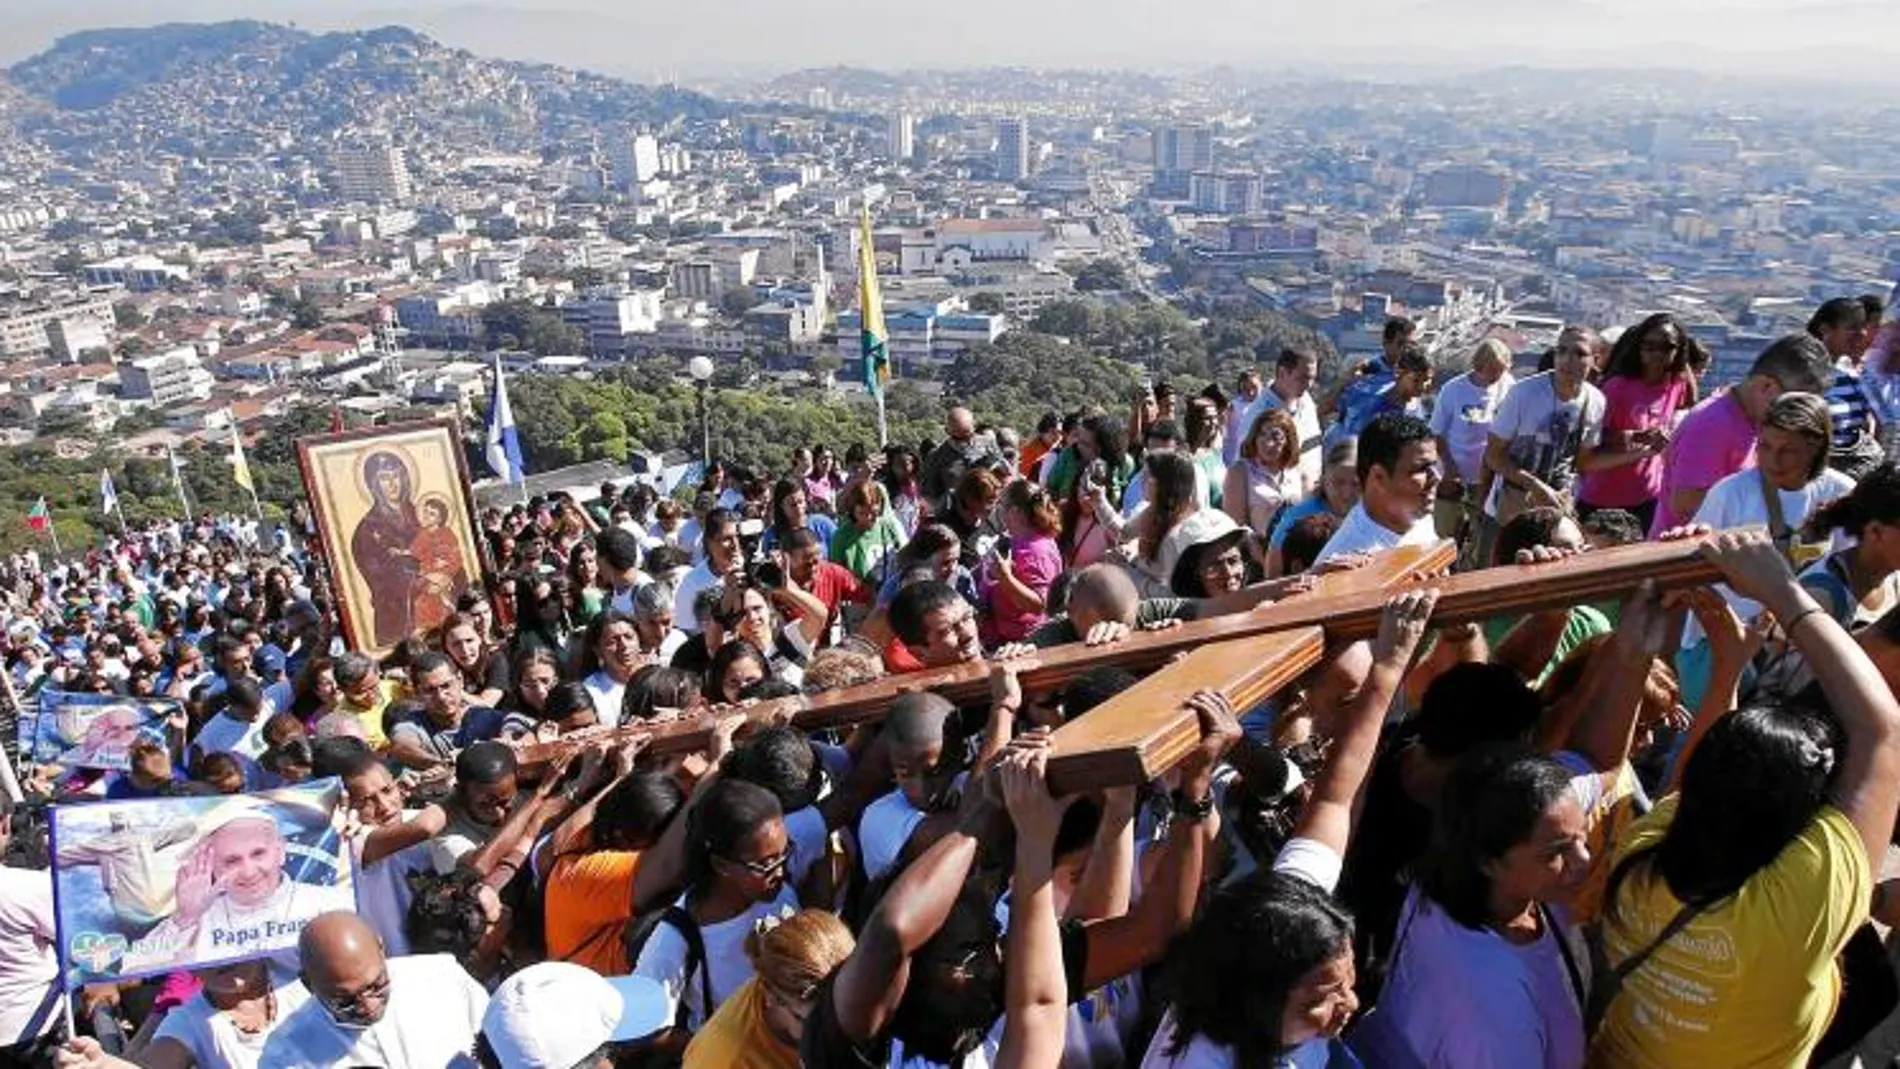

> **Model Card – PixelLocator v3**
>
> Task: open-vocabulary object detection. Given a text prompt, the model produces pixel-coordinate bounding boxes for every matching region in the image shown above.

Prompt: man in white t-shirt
[1315,412,1443,566]
[1483,326,1655,565]
[1221,369,1264,466]
[0,795,58,1062]
[326,744,445,958]
[1485,326,1643,519]
[190,678,273,787]
[672,509,745,633]
[262,912,488,1069]
[1245,347,1324,489]
[596,527,650,615]
[1430,338,1515,539]
[858,692,979,882]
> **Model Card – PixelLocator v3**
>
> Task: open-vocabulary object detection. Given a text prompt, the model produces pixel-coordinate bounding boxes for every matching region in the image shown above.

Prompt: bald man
[920,406,986,501]
[260,912,488,1068]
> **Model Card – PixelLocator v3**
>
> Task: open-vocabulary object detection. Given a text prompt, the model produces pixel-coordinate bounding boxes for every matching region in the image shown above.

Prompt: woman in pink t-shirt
[1578,313,1693,532]
[983,480,1063,643]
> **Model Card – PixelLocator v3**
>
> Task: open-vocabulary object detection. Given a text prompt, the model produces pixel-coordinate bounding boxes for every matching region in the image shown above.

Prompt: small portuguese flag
[25,496,48,532]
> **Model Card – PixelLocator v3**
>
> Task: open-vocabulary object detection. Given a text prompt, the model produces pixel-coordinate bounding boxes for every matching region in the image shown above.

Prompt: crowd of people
[5,296,1900,1068]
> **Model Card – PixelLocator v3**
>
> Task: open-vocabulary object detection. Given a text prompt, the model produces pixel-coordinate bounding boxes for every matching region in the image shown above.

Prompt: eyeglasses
[322,968,390,1017]
[720,847,791,878]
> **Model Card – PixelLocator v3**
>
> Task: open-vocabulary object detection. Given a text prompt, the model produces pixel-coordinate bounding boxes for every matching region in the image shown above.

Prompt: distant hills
[3,20,727,162]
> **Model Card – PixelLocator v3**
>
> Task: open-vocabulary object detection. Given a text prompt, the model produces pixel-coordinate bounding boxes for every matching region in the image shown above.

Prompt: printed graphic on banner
[22,690,176,771]
[51,779,355,984]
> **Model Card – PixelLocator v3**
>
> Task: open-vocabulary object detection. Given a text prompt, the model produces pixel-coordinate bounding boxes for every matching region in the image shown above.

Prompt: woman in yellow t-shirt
[682,908,855,1069]
[1590,531,1900,1069]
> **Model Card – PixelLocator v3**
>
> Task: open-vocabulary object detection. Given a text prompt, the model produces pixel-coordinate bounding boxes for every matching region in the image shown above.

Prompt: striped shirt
[1825,367,1878,448]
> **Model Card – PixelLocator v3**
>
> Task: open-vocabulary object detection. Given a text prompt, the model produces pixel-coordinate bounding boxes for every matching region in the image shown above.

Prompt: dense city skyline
[4,0,1900,81]
[0,9,1896,539]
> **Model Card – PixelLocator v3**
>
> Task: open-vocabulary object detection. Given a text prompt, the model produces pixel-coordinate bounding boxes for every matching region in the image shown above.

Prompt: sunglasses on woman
[719,846,791,878]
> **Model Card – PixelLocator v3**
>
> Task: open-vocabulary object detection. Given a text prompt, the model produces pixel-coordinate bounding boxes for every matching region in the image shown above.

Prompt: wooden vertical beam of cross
[514,533,1729,776]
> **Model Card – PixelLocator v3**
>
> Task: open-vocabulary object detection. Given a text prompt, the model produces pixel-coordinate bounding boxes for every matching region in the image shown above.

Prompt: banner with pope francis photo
[49,779,356,984]
[22,690,178,772]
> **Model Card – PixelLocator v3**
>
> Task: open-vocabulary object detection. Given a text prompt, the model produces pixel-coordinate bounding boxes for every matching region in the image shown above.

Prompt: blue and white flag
[485,354,526,486]
[99,468,119,515]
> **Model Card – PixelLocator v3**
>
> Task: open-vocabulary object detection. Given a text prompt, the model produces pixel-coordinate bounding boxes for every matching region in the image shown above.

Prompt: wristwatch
[1168,788,1215,823]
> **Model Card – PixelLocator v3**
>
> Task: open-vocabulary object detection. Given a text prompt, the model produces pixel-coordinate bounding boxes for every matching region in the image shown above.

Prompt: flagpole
[47,517,60,558]
[103,469,126,539]
[486,354,529,503]
[168,446,194,521]
[0,667,24,805]
[858,203,890,449]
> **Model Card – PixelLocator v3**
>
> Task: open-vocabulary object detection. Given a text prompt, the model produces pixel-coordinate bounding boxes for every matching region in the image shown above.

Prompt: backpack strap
[1543,904,1587,1015]
[1613,901,1702,985]
[1585,900,1705,1030]
[1761,467,1792,554]
[662,904,713,1030]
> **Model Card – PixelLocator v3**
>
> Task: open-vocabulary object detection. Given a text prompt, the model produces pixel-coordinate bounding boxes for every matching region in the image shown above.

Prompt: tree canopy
[1,295,1342,552]
[480,300,587,356]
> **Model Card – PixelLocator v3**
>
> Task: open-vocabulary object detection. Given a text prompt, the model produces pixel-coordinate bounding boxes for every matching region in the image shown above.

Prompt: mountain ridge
[3,20,728,164]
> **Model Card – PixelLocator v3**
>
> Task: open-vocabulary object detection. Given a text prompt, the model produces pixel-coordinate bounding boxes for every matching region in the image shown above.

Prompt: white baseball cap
[481,963,669,1068]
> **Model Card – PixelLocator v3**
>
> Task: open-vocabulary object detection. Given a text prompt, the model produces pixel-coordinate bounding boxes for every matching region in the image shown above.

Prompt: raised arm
[547,737,647,858]
[768,566,831,651]
[1663,588,1765,794]
[359,803,447,867]
[1563,581,1665,775]
[976,663,1022,770]
[461,749,600,888]
[996,744,1070,1069]
[832,783,999,1042]
[1293,591,1435,859]
[1065,786,1135,922]
[1700,530,1900,860]
[1076,690,1240,991]
[630,713,744,911]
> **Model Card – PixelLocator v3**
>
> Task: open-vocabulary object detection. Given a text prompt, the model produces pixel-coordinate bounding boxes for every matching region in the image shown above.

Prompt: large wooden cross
[518,536,1725,790]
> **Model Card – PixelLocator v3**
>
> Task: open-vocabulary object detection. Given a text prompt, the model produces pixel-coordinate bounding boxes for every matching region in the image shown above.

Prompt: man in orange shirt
[1019,412,1063,480]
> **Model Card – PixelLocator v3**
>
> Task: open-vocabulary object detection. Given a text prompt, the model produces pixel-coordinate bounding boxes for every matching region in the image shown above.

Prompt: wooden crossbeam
[512,541,1452,771]
[515,533,1729,775]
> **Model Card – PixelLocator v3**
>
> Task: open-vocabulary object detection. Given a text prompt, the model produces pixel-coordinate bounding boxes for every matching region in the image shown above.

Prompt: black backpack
[622,904,712,1033]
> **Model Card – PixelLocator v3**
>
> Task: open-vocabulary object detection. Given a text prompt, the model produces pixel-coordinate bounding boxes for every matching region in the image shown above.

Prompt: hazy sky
[2,0,1895,80]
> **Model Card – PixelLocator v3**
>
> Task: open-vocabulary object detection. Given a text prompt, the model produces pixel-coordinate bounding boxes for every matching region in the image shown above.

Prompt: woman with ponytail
[1801,461,1900,626]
